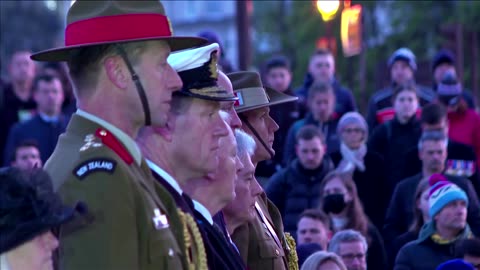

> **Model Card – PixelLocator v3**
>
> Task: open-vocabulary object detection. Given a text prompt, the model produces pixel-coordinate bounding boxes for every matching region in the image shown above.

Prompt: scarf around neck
[338,142,367,173]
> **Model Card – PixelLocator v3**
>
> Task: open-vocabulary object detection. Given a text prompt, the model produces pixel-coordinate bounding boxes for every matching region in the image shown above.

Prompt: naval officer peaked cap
[168,43,238,101]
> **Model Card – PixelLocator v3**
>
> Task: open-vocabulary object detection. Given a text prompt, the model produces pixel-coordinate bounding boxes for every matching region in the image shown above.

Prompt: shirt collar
[146,159,183,195]
[38,112,59,123]
[0,254,10,270]
[193,200,213,225]
[77,109,142,166]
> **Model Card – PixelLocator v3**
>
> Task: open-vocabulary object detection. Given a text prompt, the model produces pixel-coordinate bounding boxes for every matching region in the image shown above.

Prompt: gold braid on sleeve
[284,232,299,270]
[177,209,208,270]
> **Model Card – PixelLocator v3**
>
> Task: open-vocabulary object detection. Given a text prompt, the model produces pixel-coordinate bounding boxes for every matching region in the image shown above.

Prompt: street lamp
[316,0,340,21]
[315,0,340,54]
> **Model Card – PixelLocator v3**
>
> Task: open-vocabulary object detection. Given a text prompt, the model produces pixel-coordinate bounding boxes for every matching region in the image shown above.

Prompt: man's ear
[104,56,129,90]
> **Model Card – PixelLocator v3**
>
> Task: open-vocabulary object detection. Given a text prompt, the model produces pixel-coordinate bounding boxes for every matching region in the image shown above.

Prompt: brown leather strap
[255,202,282,249]
[114,44,152,126]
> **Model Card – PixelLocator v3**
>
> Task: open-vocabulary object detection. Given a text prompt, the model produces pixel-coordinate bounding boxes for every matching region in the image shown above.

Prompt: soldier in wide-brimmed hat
[0,167,75,270]
[136,42,247,270]
[226,71,300,270]
[30,0,207,269]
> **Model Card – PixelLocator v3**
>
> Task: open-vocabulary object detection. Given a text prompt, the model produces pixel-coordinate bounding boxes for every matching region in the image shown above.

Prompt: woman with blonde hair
[301,251,347,270]
[318,170,388,270]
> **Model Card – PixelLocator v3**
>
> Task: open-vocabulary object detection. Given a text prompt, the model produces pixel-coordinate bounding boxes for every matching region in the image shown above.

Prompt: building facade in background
[163,1,239,70]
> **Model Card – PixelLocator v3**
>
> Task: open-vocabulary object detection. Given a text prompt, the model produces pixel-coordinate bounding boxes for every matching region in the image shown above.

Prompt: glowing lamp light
[316,0,340,21]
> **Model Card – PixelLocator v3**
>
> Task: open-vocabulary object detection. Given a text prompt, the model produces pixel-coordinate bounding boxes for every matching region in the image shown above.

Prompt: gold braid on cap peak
[208,51,219,80]
[284,232,299,270]
[177,209,207,270]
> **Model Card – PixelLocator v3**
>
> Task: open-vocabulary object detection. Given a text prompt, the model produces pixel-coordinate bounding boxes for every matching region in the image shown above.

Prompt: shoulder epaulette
[94,128,134,165]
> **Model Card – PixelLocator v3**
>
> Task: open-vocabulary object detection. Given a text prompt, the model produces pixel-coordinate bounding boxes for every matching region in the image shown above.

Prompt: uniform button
[168,248,174,257]
[275,249,280,256]
[99,130,107,136]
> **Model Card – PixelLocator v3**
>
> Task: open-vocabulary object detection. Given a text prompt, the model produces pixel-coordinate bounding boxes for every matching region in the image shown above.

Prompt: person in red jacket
[437,73,480,169]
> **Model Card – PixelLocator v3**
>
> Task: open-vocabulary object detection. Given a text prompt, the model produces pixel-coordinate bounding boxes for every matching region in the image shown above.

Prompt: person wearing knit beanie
[336,112,368,173]
[428,173,469,219]
[388,47,417,71]
[436,259,475,270]
[393,172,473,270]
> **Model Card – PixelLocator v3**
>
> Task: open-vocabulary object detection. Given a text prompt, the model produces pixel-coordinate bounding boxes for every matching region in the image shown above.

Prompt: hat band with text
[65,13,173,46]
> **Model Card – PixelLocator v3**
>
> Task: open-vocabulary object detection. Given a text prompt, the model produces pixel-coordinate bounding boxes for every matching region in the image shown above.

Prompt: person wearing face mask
[368,84,422,201]
[329,112,387,230]
[319,171,388,270]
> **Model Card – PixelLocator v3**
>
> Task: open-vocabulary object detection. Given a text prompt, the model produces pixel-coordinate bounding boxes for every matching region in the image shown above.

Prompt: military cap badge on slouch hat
[167,43,238,101]
[228,71,298,113]
[30,0,207,61]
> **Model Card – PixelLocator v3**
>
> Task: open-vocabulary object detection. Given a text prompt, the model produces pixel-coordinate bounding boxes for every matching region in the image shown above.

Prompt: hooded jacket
[283,113,340,166]
[394,222,473,270]
[366,84,436,132]
[265,158,335,236]
[295,73,356,119]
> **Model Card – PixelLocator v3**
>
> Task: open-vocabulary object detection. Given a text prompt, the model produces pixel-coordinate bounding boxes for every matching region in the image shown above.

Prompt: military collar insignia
[80,134,103,151]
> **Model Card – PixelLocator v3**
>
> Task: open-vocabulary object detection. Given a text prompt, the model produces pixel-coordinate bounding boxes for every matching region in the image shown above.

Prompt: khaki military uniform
[231,192,297,270]
[46,113,187,270]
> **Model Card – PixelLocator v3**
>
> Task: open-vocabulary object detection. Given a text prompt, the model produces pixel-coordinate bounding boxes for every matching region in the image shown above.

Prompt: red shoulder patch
[95,128,134,165]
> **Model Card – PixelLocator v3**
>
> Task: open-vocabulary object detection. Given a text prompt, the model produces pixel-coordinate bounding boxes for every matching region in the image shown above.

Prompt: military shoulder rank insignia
[73,158,117,180]
[80,134,103,151]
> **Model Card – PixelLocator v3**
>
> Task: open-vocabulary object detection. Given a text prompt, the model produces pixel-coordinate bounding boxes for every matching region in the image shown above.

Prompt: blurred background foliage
[253,0,479,112]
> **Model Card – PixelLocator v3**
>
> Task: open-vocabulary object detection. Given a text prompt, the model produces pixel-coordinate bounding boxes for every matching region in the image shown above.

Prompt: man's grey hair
[418,130,448,151]
[300,251,347,270]
[327,229,368,255]
[235,129,256,158]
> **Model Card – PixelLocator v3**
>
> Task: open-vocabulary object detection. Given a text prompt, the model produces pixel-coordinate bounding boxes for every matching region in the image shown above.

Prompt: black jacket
[383,173,480,247]
[0,84,36,165]
[283,113,340,165]
[402,140,480,196]
[390,231,418,268]
[295,73,357,120]
[4,114,68,165]
[152,170,246,270]
[365,223,389,270]
[265,158,334,236]
[366,84,435,132]
[330,150,388,229]
[195,211,247,270]
[368,116,422,199]
[394,223,473,270]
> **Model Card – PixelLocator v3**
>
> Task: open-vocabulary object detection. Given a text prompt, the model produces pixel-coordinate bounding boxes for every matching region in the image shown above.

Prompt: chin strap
[239,114,274,159]
[114,44,151,126]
